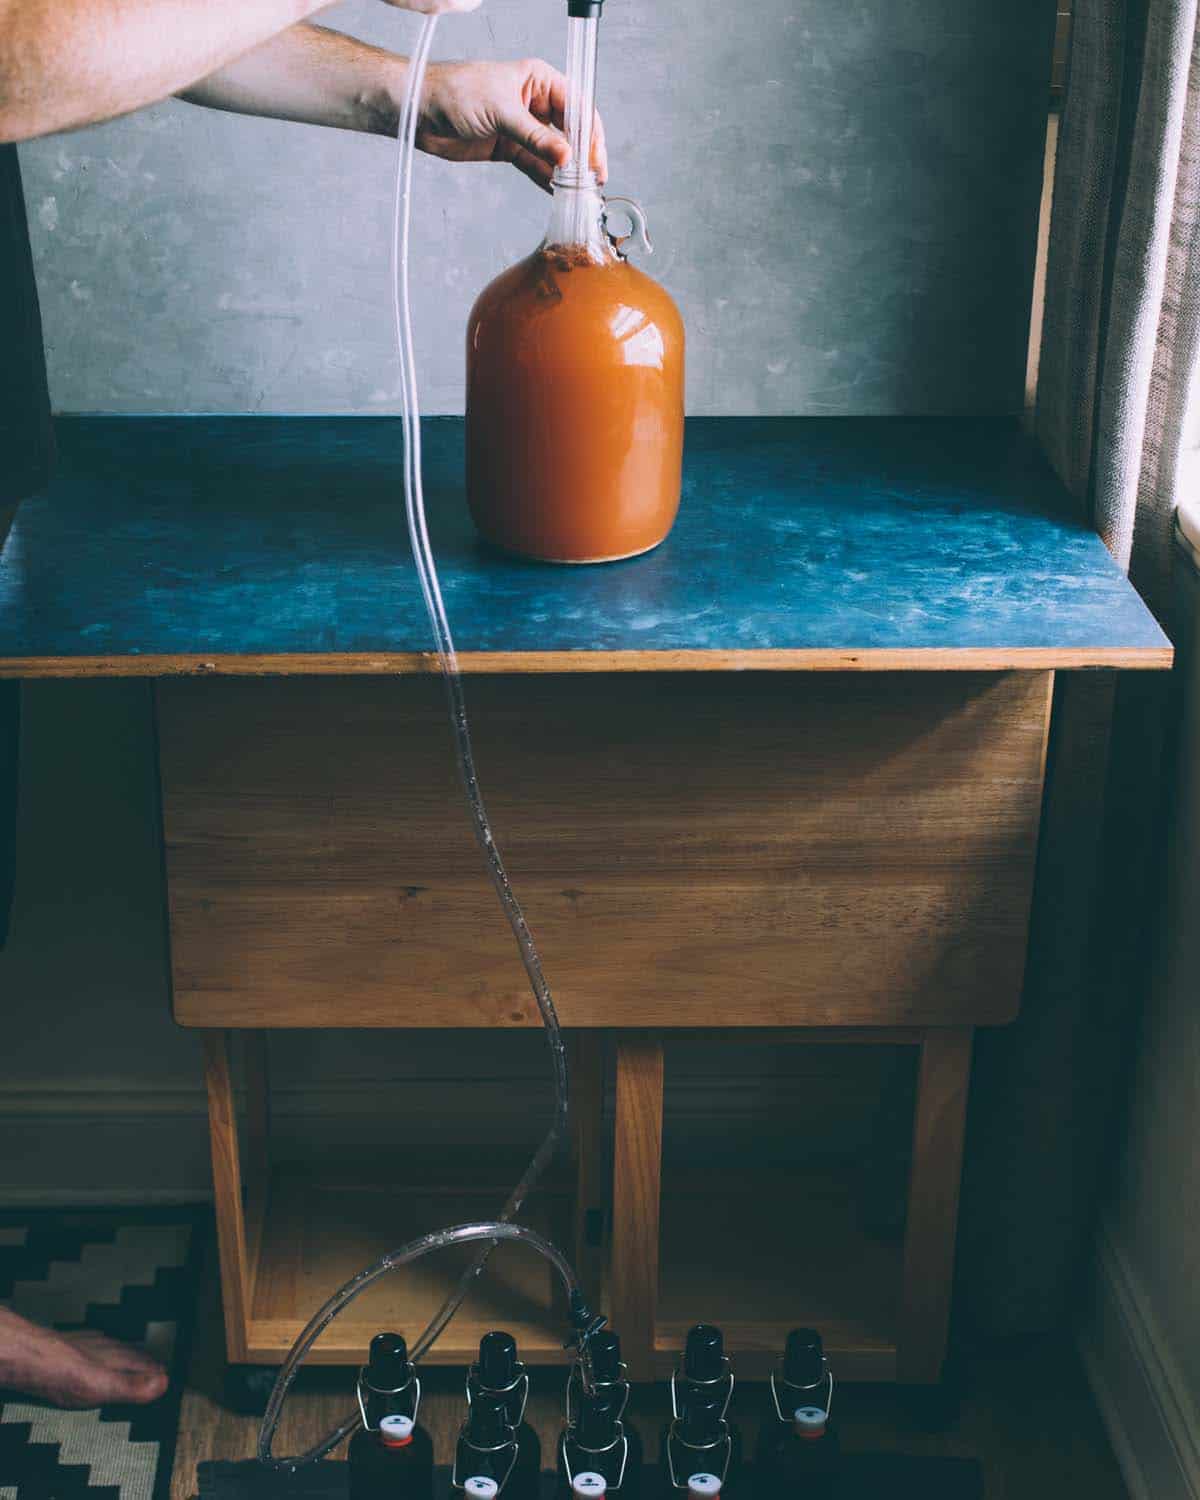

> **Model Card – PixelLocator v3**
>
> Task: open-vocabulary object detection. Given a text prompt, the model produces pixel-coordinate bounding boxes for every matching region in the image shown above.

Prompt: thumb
[501,108,570,170]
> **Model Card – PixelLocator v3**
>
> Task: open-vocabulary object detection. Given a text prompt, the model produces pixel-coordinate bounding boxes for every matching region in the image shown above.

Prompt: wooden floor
[171,1249,1128,1500]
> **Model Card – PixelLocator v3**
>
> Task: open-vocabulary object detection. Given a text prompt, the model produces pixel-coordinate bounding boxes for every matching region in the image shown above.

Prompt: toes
[65,1332,165,1377]
[60,1360,168,1409]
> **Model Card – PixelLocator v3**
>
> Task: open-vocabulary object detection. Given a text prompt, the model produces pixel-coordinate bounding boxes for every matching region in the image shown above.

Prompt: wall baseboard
[0,1068,894,1205]
[1079,1229,1200,1500]
[0,1079,557,1206]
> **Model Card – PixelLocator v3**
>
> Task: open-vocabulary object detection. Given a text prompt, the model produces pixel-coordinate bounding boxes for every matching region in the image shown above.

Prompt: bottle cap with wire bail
[575,1390,621,1450]
[783,1328,824,1389]
[379,1415,415,1448]
[686,1476,722,1500]
[368,1331,413,1388]
[465,1393,512,1448]
[793,1406,828,1440]
[679,1392,726,1447]
[477,1331,520,1390]
[588,1330,623,1385]
[683,1325,725,1383]
[571,1474,607,1498]
[567,1,604,15]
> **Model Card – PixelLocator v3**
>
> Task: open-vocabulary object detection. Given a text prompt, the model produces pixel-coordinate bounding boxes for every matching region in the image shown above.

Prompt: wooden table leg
[203,1030,251,1364]
[242,1032,271,1305]
[610,1034,664,1381]
[568,1030,608,1306]
[897,1026,974,1385]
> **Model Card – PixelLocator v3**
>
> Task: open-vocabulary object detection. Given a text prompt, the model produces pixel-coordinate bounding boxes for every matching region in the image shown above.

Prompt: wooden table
[0,415,1171,1392]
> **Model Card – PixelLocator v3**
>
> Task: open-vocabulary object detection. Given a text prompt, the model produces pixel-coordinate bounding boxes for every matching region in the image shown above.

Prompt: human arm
[0,0,478,144]
[180,25,608,189]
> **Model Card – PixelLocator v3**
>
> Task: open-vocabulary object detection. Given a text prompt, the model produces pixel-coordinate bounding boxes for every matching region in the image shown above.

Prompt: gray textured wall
[20,0,1054,416]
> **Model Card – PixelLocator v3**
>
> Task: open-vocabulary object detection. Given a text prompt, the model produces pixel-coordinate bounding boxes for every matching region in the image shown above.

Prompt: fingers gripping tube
[256,13,580,1469]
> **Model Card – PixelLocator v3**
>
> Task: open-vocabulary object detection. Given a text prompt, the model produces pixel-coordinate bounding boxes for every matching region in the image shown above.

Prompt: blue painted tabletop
[0,416,1171,674]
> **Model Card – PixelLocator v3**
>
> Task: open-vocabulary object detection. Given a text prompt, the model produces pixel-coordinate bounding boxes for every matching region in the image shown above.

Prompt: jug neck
[543,176,616,264]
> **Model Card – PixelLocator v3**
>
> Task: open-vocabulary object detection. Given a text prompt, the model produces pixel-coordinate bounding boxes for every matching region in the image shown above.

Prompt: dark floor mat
[199,1457,983,1500]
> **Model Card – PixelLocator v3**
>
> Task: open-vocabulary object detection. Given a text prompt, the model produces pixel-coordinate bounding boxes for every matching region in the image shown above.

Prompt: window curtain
[1039,0,1200,615]
[956,0,1200,1339]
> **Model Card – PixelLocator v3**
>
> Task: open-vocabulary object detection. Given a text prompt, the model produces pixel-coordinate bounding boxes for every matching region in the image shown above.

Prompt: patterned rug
[0,1207,203,1500]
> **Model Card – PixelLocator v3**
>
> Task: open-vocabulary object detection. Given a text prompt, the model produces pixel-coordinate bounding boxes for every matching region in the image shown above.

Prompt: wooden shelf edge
[173,998,1022,1028]
[0,644,1173,679]
[243,1320,572,1368]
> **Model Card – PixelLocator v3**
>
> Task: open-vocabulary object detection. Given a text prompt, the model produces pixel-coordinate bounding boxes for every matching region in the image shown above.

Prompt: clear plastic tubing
[562,11,599,174]
[257,1224,582,1468]
[558,8,600,239]
[255,12,574,1468]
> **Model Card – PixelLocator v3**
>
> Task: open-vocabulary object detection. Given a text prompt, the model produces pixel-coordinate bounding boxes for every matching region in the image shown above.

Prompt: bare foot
[0,1307,168,1407]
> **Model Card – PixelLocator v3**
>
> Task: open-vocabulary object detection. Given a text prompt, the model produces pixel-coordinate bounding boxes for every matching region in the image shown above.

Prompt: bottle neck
[542,179,614,264]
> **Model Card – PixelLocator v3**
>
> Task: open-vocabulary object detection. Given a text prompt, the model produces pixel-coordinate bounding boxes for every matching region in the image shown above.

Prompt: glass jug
[465,175,685,564]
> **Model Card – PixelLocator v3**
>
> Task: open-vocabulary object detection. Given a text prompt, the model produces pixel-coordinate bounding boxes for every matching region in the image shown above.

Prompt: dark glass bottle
[558,1388,640,1500]
[754,1406,840,1499]
[675,1326,734,1423]
[566,1330,642,1478]
[468,1331,542,1486]
[567,1329,628,1425]
[348,1333,433,1500]
[662,1326,739,1491]
[753,1328,834,1478]
[454,1392,531,1499]
[661,1391,739,1499]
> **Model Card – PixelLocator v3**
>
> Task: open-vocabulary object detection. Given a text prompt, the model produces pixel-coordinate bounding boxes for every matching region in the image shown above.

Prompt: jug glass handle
[602,196,654,259]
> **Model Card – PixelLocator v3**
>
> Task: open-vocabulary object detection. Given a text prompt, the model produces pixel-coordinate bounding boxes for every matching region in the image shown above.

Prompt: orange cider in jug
[466,182,685,564]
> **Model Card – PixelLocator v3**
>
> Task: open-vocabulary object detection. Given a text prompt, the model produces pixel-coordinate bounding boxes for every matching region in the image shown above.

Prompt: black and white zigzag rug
[0,1207,203,1500]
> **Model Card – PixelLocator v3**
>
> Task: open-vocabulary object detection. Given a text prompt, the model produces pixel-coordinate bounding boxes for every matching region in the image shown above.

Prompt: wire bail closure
[451,1431,519,1496]
[466,1368,531,1429]
[567,1359,630,1426]
[665,1422,732,1491]
[769,1362,834,1424]
[669,1361,734,1423]
[356,1367,422,1433]
[563,1428,630,1492]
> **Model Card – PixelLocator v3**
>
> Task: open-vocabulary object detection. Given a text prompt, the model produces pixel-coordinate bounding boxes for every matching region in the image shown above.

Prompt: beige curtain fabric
[1036,3,1128,504]
[1038,0,1200,616]
[958,2,1200,1340]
